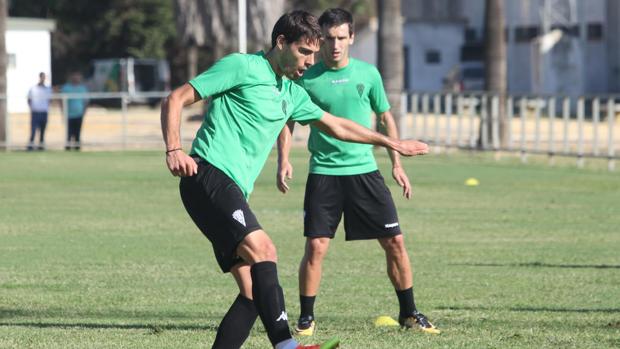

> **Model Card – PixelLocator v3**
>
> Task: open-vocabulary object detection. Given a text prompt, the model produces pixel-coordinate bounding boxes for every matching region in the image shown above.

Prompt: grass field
[1,149,619,348]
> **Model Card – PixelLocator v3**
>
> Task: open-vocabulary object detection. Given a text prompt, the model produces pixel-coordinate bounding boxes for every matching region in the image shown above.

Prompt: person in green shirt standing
[161,10,428,349]
[277,8,440,336]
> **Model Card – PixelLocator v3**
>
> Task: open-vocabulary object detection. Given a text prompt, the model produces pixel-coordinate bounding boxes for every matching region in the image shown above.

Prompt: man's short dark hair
[271,10,322,48]
[318,8,354,36]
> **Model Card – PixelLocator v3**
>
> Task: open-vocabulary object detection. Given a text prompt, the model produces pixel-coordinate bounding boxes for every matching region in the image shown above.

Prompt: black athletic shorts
[179,157,262,272]
[303,170,401,240]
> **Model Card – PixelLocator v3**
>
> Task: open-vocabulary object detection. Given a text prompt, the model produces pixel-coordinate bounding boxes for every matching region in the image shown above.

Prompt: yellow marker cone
[465,177,479,186]
[374,315,400,327]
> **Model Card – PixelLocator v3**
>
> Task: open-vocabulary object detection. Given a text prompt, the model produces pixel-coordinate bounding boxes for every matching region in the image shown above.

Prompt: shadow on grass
[0,307,223,332]
[0,321,218,332]
[437,305,620,313]
[451,262,620,269]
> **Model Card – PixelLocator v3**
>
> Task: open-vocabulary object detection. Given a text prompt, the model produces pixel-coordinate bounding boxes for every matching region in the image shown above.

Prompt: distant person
[27,72,52,151]
[61,72,89,150]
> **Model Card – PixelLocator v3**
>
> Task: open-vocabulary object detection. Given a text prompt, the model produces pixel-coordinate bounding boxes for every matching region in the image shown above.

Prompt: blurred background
[0,0,617,170]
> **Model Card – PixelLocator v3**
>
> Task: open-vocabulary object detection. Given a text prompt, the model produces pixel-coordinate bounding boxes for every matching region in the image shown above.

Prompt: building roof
[7,17,56,32]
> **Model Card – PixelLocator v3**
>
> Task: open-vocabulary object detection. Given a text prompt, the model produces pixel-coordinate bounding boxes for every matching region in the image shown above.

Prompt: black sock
[212,294,258,349]
[251,261,291,345]
[299,295,316,319]
[396,287,417,318]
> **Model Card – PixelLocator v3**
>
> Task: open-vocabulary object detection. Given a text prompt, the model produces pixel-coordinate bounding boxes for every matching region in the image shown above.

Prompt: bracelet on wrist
[165,147,182,154]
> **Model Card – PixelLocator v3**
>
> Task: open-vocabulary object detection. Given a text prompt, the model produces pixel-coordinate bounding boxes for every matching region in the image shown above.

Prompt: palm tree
[174,0,284,80]
[0,0,6,150]
[483,0,507,148]
[377,0,404,127]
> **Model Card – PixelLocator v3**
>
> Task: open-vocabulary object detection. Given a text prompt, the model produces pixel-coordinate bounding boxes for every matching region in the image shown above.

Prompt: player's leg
[38,112,47,150]
[180,159,338,349]
[66,118,76,150]
[296,174,343,335]
[28,113,37,150]
[74,117,83,150]
[343,171,439,334]
[297,236,331,335]
[212,263,258,349]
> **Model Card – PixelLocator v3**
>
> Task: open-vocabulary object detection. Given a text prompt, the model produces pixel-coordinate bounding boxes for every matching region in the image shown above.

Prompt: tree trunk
[377,0,404,132]
[0,0,6,151]
[483,0,507,149]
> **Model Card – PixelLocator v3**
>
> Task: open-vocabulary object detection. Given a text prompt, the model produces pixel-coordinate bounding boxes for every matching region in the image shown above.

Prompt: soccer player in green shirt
[277,9,440,336]
[161,10,428,349]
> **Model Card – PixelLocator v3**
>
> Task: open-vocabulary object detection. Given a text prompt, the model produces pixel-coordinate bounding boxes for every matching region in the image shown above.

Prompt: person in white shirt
[27,72,52,150]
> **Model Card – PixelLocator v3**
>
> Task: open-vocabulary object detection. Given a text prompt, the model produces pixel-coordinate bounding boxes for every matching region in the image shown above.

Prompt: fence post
[411,93,418,140]
[562,97,570,155]
[577,97,585,168]
[608,99,616,171]
[491,94,500,151]
[121,94,128,150]
[520,97,527,163]
[433,93,441,151]
[422,93,429,141]
[445,93,453,148]
[592,98,600,157]
[481,94,488,150]
[456,94,464,147]
[62,95,69,150]
[548,97,556,166]
[506,96,513,152]
[400,92,407,139]
[469,96,477,149]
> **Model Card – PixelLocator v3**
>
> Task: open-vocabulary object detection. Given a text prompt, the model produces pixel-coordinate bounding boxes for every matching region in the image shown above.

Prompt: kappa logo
[282,100,288,115]
[276,311,288,322]
[385,222,399,228]
[356,83,365,97]
[232,209,246,227]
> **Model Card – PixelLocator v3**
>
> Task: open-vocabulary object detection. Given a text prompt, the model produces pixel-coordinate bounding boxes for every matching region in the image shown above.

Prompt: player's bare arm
[378,111,412,199]
[160,83,201,177]
[276,121,295,193]
[312,112,429,157]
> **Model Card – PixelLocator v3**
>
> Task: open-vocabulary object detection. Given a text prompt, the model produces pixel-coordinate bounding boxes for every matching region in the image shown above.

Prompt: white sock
[275,338,298,349]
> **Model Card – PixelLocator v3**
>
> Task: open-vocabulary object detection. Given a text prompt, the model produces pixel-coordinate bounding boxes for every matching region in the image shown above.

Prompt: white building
[6,17,56,113]
[351,0,620,94]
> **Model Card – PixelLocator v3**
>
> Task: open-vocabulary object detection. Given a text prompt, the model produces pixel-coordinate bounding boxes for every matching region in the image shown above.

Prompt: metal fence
[400,92,619,171]
[3,90,618,171]
[1,91,204,151]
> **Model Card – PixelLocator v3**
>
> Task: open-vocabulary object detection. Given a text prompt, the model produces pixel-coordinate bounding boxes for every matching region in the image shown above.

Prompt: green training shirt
[189,52,324,198]
[298,58,391,175]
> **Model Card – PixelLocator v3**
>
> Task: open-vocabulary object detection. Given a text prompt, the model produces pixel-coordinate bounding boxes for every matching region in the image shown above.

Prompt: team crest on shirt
[232,209,246,227]
[356,83,365,97]
[281,100,288,115]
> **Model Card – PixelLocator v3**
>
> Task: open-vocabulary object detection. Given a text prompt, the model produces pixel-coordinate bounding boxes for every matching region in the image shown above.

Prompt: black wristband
[165,147,182,154]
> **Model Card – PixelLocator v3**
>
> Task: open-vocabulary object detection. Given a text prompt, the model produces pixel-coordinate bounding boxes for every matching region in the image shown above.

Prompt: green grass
[1,149,619,348]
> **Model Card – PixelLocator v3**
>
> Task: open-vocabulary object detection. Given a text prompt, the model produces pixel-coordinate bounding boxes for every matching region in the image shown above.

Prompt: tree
[174,0,285,80]
[483,0,507,148]
[10,0,175,83]
[377,0,404,127]
[0,0,6,151]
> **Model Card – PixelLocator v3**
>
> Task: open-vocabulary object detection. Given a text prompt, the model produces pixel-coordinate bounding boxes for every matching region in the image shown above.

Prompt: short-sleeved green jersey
[189,52,324,198]
[298,58,391,175]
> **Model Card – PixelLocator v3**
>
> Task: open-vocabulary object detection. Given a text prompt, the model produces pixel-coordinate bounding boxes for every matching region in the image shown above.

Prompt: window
[587,23,603,40]
[7,53,16,69]
[464,28,477,43]
[425,50,441,64]
[550,24,580,37]
[515,26,539,42]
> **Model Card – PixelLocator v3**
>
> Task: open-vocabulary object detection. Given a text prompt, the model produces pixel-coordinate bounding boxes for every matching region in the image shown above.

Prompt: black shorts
[303,171,401,240]
[179,157,262,272]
